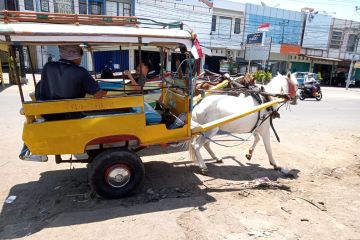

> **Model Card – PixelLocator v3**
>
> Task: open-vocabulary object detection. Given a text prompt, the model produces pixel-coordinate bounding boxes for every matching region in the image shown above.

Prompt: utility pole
[346,35,359,90]
[279,20,289,44]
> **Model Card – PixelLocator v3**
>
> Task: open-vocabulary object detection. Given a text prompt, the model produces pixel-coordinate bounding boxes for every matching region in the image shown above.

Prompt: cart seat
[131,102,162,125]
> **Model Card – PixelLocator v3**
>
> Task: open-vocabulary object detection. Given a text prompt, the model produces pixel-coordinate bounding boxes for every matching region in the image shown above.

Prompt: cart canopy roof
[0,22,193,49]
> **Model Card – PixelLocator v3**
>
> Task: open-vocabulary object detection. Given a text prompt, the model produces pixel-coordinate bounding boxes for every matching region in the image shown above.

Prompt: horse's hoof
[245,154,252,160]
[215,158,223,163]
[200,168,209,175]
[273,166,282,171]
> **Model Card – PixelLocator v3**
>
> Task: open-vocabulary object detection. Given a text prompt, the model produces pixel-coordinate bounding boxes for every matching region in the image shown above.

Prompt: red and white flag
[258,23,270,32]
[191,38,203,60]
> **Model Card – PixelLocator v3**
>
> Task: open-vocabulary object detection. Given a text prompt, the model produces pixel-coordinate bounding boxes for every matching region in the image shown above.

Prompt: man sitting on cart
[19,45,107,160]
[36,45,107,120]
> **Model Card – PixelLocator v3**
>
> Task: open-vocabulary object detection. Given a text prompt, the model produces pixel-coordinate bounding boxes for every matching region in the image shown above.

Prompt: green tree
[252,70,272,84]
[317,72,323,81]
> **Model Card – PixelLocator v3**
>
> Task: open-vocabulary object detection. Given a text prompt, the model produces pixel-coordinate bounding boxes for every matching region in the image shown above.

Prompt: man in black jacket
[20,45,106,160]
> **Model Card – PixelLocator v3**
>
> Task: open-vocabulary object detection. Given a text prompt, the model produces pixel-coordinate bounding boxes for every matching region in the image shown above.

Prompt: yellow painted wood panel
[23,96,144,115]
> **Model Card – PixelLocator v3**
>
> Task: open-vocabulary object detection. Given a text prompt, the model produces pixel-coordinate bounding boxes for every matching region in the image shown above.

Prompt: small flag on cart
[258,23,270,32]
[191,38,203,60]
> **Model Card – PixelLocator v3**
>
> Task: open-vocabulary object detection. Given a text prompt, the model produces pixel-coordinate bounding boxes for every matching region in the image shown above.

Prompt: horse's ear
[286,71,291,79]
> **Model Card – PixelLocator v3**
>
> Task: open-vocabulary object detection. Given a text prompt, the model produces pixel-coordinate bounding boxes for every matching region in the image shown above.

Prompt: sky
[230,0,360,21]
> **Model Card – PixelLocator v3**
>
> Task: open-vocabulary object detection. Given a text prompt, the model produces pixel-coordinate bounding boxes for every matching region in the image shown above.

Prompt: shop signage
[280,44,301,54]
[246,33,264,45]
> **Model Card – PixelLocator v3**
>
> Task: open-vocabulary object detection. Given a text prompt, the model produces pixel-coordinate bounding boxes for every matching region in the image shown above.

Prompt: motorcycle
[297,82,322,101]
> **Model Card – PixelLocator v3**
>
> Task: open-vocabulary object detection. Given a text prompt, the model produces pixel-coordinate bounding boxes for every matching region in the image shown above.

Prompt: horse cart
[0,11,293,199]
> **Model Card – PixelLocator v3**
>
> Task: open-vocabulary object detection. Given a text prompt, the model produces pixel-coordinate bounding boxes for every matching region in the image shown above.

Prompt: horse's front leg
[246,132,260,160]
[259,126,281,170]
[191,135,209,174]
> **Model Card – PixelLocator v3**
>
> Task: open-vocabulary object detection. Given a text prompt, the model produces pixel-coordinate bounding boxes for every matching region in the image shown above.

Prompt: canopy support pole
[138,37,143,94]
[26,46,36,86]
[90,47,97,79]
[9,46,24,103]
[120,45,125,92]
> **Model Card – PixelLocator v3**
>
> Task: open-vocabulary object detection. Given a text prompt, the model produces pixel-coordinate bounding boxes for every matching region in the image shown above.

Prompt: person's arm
[94,90,107,99]
[82,69,107,98]
[124,70,141,91]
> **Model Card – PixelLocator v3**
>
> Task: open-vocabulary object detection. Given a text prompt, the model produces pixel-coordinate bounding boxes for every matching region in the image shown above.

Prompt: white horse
[190,72,298,174]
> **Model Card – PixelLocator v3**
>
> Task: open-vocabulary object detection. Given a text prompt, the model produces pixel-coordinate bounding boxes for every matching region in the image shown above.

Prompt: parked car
[345,79,355,87]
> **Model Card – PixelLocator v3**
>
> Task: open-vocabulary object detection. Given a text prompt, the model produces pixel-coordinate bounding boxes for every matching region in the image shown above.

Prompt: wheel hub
[105,164,131,188]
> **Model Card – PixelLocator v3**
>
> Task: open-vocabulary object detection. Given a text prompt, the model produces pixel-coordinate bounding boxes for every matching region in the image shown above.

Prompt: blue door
[93,50,129,73]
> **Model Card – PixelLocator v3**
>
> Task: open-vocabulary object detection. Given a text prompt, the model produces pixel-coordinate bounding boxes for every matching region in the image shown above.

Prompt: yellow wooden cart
[0,11,285,198]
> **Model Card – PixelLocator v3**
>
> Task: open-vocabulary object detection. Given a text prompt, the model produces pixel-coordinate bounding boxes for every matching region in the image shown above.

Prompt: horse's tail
[188,119,200,163]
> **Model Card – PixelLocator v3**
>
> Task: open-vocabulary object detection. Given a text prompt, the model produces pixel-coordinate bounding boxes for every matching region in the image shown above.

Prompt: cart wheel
[88,149,145,199]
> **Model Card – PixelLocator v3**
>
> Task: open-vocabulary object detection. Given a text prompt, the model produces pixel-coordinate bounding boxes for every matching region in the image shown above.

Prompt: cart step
[22,155,48,162]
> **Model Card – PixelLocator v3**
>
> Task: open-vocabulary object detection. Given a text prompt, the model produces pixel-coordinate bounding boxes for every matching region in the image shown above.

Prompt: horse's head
[285,72,298,105]
[267,72,298,105]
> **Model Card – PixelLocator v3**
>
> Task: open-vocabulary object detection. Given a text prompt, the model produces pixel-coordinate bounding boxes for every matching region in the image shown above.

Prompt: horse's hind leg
[204,142,223,163]
[246,132,260,160]
[259,126,281,170]
[203,128,222,163]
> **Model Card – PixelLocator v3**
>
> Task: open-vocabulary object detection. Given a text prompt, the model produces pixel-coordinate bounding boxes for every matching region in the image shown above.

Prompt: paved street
[0,80,360,239]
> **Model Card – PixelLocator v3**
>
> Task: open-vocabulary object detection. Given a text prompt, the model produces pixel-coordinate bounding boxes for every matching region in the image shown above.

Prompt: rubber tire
[88,148,145,199]
[315,91,322,101]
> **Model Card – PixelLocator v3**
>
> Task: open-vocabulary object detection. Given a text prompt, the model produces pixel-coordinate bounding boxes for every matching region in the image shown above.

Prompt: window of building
[54,0,74,14]
[347,34,357,52]
[118,2,124,16]
[90,0,102,15]
[24,0,34,10]
[330,31,342,49]
[211,15,216,32]
[234,18,241,34]
[0,1,4,10]
[218,16,232,39]
[106,1,117,16]
[79,0,87,14]
[40,0,49,12]
[123,3,131,16]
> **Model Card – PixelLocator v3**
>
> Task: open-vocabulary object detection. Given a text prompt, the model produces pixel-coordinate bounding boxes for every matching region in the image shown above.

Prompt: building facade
[135,0,212,72]
[244,3,304,75]
[205,0,245,72]
[3,0,360,85]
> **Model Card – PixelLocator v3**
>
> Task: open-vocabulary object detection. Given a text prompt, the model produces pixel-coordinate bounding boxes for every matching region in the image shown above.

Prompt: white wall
[210,7,245,50]
[302,13,332,50]
[135,0,212,48]
[328,18,360,60]
[213,0,245,11]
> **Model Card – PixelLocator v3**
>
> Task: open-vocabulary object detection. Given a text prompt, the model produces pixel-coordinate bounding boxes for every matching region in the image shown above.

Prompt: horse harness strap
[248,87,271,134]
[247,88,281,142]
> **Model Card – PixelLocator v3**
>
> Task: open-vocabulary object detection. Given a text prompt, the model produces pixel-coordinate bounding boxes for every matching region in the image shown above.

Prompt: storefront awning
[304,55,342,62]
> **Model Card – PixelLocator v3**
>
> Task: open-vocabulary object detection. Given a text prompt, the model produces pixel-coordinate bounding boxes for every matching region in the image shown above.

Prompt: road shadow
[0,84,12,93]
[0,157,300,239]
[299,99,321,102]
